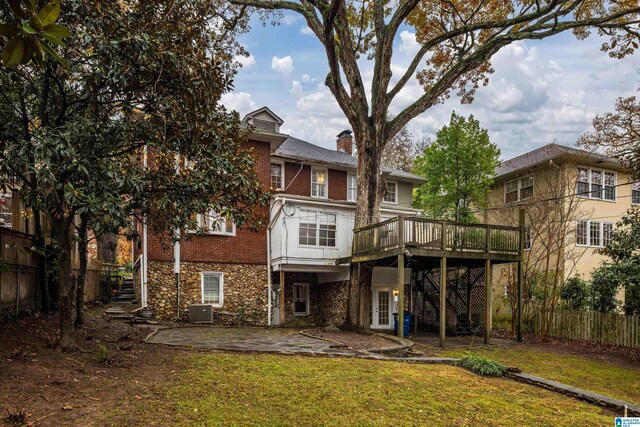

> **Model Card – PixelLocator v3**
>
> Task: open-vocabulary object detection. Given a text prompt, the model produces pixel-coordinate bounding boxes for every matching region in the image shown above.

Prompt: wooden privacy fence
[0,228,38,314]
[534,307,640,348]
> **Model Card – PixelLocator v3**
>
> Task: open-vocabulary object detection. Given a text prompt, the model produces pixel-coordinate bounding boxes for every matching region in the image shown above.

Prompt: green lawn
[434,344,640,404]
[106,353,614,426]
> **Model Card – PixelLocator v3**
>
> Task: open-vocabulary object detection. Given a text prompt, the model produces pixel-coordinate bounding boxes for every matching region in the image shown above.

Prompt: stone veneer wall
[147,261,268,325]
[278,272,348,327]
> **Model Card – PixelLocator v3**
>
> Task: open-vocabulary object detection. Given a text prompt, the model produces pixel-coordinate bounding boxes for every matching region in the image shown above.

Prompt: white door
[371,288,392,329]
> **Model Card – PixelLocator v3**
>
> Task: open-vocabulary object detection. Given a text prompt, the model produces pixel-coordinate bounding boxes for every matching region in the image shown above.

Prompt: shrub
[560,275,590,310]
[457,355,507,377]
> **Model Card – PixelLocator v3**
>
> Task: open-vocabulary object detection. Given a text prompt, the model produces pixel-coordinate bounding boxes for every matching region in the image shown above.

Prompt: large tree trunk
[97,232,118,264]
[52,215,77,351]
[344,128,385,332]
[33,211,50,313]
[74,214,89,328]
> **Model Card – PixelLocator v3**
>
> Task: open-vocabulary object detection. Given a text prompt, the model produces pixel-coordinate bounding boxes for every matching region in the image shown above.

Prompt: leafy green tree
[560,275,590,311]
[0,0,262,350]
[590,265,620,313]
[591,208,640,314]
[413,112,499,222]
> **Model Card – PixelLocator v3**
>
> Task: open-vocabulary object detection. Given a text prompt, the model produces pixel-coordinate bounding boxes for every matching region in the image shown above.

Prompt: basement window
[293,283,309,316]
[201,272,223,307]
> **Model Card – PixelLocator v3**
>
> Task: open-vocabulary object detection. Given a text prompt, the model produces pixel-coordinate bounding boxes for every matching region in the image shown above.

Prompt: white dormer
[243,106,284,133]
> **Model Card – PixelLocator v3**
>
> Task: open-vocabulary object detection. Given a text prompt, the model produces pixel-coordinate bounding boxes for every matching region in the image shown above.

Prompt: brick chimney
[336,130,353,155]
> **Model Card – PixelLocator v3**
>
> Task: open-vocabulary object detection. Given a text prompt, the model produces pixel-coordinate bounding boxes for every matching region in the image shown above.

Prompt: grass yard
[433,345,640,404]
[105,353,613,426]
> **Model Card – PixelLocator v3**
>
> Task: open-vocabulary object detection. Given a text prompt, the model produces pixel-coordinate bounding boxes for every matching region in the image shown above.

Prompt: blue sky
[222,14,639,160]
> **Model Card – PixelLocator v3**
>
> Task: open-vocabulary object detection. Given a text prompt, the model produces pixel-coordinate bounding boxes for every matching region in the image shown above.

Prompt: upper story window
[383,181,398,204]
[632,182,640,205]
[271,162,284,190]
[299,210,336,247]
[577,167,615,201]
[198,211,235,236]
[201,272,223,306]
[0,192,12,229]
[311,168,327,199]
[505,176,534,204]
[347,174,356,202]
[576,219,614,247]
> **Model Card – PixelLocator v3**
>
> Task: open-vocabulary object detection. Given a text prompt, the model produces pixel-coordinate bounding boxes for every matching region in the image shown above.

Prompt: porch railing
[352,216,521,257]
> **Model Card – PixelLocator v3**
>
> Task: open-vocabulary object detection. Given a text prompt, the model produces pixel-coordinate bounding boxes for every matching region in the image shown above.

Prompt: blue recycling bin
[393,312,412,336]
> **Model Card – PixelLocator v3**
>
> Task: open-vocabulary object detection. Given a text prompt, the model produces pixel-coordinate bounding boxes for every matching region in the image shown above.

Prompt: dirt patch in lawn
[0,307,187,427]
[304,328,400,350]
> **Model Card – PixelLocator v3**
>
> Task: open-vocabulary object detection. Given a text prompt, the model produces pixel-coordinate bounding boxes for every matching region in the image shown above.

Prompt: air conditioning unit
[189,304,213,323]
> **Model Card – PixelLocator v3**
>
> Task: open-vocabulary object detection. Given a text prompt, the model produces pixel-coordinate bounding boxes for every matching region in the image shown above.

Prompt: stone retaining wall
[147,261,268,324]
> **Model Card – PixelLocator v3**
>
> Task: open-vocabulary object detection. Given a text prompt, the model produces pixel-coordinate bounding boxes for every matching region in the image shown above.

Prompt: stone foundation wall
[276,272,349,327]
[147,261,268,325]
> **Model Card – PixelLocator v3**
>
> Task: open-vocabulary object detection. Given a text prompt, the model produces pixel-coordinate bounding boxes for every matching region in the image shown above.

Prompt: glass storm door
[372,288,392,329]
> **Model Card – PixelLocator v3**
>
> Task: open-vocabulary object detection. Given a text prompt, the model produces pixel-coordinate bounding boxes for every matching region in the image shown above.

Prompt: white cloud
[234,54,256,69]
[271,55,294,75]
[220,91,256,114]
[281,14,299,25]
[300,26,314,35]
[302,74,312,83]
[290,80,303,96]
[398,31,420,56]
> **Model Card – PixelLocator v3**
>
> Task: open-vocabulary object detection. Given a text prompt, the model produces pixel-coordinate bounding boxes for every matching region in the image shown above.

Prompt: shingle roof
[495,143,620,179]
[274,136,427,183]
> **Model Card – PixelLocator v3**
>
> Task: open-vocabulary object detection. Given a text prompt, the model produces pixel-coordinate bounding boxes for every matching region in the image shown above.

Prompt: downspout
[267,196,287,326]
[142,145,149,308]
[174,230,180,320]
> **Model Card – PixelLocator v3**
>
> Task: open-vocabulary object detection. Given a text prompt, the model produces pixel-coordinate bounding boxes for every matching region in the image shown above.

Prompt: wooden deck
[350,216,522,264]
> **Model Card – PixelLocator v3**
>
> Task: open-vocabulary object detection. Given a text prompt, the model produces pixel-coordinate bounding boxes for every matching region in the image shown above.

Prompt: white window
[298,211,336,247]
[311,168,327,198]
[577,167,616,201]
[576,219,614,247]
[270,162,284,190]
[347,174,357,202]
[632,182,640,205]
[198,211,235,236]
[524,225,532,251]
[201,272,223,306]
[505,176,534,203]
[383,181,398,204]
[0,192,12,228]
[293,283,309,315]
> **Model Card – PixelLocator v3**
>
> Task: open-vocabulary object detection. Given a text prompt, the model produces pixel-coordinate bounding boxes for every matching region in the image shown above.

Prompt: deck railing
[352,216,521,257]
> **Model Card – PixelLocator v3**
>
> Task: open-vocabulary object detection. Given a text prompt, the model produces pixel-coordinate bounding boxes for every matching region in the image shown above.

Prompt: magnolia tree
[0,0,263,350]
[234,0,639,330]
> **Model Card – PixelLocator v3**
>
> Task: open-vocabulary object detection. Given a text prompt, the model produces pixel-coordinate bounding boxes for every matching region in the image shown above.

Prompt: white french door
[371,288,392,329]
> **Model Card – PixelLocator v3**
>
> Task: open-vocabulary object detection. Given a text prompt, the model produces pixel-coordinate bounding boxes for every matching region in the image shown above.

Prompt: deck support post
[517,208,525,342]
[279,270,285,325]
[397,253,405,339]
[484,258,492,345]
[439,256,447,347]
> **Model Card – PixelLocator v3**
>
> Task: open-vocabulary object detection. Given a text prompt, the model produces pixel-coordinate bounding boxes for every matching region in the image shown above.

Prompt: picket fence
[533,307,640,348]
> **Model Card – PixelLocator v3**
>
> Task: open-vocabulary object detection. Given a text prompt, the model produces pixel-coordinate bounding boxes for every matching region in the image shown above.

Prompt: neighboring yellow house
[483,144,638,319]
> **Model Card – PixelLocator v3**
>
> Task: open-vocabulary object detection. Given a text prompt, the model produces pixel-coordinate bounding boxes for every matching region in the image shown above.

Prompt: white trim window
[311,168,327,198]
[505,175,534,203]
[270,162,284,190]
[632,182,640,205]
[298,210,336,247]
[576,219,614,247]
[198,211,235,236]
[293,283,309,316]
[201,272,223,306]
[524,225,532,251]
[383,181,398,204]
[577,167,616,201]
[347,174,357,202]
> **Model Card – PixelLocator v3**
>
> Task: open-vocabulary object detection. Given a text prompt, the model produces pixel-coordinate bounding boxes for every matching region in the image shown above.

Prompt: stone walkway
[147,326,377,356]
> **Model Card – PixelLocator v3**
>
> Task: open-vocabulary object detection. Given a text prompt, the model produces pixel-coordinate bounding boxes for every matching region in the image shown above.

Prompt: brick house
[138,107,426,328]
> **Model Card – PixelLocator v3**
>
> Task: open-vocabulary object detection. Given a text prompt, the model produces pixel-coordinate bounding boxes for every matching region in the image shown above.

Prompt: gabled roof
[274,136,427,184]
[242,106,284,125]
[495,143,622,180]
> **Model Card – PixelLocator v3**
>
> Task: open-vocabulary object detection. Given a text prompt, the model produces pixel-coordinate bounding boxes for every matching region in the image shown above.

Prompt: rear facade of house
[138,107,426,328]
